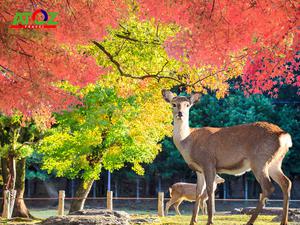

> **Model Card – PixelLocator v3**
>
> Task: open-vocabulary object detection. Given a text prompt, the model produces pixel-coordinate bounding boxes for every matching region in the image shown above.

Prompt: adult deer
[162,90,292,225]
[165,175,225,216]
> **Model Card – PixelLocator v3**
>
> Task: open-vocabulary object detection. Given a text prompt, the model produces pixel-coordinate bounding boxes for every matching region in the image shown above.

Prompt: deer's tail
[279,133,292,148]
[169,187,172,197]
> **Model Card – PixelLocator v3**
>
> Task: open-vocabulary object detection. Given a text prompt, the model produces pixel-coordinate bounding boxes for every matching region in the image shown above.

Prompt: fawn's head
[162,90,200,121]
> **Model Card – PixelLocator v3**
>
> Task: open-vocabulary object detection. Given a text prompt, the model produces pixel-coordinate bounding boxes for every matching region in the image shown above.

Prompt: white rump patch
[279,133,293,148]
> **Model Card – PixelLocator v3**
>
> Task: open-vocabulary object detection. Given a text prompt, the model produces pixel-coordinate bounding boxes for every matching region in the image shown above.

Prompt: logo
[9,9,58,29]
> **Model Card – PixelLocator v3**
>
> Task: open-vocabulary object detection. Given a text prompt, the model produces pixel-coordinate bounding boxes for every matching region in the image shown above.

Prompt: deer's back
[170,183,197,201]
[189,122,289,175]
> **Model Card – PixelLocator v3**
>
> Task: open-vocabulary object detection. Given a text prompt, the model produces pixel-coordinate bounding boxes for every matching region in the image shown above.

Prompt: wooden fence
[2,190,300,219]
[2,190,166,218]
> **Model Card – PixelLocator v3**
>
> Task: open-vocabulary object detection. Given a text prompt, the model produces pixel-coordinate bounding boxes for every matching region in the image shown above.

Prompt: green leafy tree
[87,15,241,98]
[0,114,39,218]
[39,85,171,212]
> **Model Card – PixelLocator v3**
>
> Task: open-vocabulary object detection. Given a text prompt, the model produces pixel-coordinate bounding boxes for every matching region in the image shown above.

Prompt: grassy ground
[0,214,283,225]
[147,214,300,225]
[1,210,299,225]
[150,215,280,225]
[0,218,42,224]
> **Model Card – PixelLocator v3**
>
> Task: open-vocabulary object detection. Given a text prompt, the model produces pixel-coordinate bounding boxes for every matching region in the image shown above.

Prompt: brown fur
[186,122,285,174]
[165,176,224,216]
[184,123,291,225]
[162,90,292,225]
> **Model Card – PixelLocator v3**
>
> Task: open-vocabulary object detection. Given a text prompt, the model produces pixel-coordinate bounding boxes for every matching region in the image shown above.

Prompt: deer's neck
[173,118,191,144]
[173,117,196,166]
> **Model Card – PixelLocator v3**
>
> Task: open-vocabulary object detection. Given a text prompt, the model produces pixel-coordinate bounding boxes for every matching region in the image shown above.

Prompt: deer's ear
[162,89,175,103]
[190,93,201,105]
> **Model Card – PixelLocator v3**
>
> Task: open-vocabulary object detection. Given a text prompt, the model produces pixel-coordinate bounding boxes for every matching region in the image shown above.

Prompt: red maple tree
[139,0,300,95]
[0,1,127,218]
[1,0,299,116]
[0,0,127,115]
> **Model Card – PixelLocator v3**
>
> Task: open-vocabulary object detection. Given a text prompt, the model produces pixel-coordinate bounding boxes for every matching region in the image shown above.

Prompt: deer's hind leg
[200,196,207,215]
[165,196,180,216]
[173,199,183,215]
[269,160,291,225]
[246,164,275,225]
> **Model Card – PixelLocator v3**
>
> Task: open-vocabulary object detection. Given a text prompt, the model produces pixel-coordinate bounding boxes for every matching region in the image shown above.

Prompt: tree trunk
[1,158,9,187]
[69,179,94,213]
[1,158,9,213]
[6,154,16,190]
[12,158,33,218]
[2,154,17,218]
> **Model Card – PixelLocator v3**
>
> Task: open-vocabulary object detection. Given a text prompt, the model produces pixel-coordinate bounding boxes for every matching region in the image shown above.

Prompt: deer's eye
[172,103,176,107]
[186,103,190,107]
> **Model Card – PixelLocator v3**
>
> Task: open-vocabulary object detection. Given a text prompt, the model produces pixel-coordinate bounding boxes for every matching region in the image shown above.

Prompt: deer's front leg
[190,172,206,225]
[204,168,216,225]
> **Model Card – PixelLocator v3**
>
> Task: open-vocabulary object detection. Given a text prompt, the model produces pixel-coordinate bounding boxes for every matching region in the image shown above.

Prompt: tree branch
[92,40,243,91]
[189,66,227,87]
[0,64,30,82]
[92,41,183,84]
[113,41,125,57]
